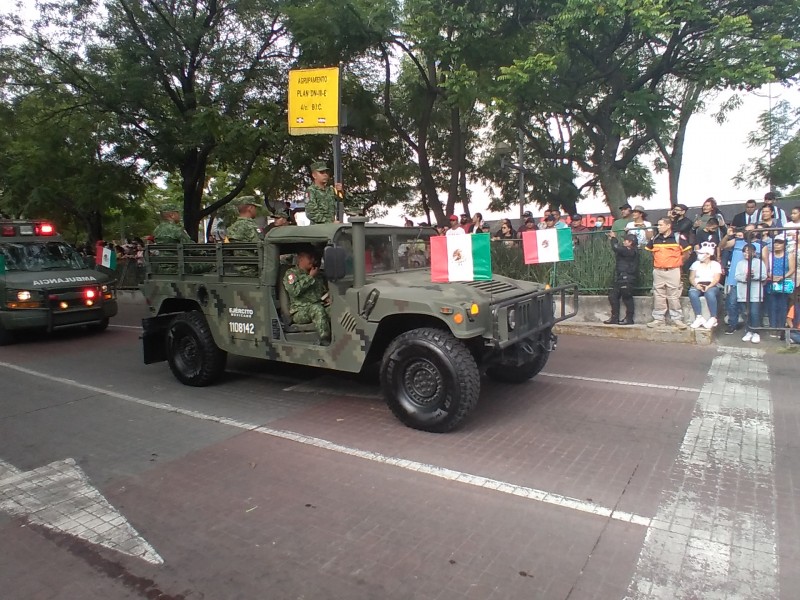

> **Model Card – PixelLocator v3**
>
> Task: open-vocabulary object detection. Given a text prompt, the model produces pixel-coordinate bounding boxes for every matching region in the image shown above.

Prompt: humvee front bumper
[490,284,578,349]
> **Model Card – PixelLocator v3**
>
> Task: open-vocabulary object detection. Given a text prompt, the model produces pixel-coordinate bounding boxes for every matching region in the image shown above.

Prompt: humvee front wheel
[166,312,227,386]
[381,327,479,433]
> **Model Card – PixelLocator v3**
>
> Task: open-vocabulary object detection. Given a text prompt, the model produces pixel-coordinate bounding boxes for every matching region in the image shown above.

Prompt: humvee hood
[369,270,538,302]
[5,269,109,289]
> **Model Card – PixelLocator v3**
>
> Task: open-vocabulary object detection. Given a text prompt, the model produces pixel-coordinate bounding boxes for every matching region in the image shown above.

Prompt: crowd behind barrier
[77,195,800,341]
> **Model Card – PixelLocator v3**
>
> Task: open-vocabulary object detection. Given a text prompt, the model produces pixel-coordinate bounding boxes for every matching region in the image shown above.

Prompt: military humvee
[140,218,577,432]
[0,220,118,345]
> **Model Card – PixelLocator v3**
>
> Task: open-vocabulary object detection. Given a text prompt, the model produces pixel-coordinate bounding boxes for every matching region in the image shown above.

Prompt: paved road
[0,296,797,599]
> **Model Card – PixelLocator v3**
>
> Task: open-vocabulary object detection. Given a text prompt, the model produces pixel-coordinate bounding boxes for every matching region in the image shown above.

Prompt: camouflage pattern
[226,217,261,243]
[152,221,192,244]
[141,221,576,373]
[283,266,330,341]
[226,217,261,276]
[305,185,337,224]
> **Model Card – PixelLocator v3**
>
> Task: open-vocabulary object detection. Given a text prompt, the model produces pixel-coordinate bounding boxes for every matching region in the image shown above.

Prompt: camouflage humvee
[140,218,577,432]
[0,220,118,345]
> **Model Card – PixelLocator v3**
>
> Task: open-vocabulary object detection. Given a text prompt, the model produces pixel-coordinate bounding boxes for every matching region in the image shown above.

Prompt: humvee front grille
[464,280,517,294]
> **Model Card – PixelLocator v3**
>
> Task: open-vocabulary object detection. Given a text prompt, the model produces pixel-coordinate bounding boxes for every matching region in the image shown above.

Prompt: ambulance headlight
[17,291,32,301]
[507,308,516,331]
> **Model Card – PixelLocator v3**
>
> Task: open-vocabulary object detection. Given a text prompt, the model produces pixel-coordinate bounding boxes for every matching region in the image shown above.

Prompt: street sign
[288,67,340,135]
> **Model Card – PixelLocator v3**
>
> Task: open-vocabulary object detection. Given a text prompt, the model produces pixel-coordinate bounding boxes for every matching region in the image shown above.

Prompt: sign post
[288,66,343,219]
[288,67,340,135]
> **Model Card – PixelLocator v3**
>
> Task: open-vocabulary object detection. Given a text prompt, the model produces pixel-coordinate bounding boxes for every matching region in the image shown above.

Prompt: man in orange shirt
[645,218,692,328]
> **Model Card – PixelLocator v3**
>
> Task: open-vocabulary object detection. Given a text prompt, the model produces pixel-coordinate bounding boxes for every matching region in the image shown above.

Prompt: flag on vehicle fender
[430,233,492,282]
[100,246,117,269]
[522,228,574,264]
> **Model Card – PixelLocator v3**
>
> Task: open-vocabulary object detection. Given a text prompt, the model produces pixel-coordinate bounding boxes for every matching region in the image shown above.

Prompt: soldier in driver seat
[283,248,331,345]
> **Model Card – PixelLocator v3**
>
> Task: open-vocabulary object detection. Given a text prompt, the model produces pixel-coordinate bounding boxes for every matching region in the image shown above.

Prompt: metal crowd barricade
[739,226,799,344]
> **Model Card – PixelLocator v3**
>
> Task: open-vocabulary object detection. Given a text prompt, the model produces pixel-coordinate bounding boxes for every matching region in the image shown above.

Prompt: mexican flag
[430,233,492,282]
[522,228,574,264]
[100,247,117,269]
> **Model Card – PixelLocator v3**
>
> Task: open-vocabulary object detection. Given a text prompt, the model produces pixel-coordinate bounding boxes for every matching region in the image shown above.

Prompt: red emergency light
[1,225,15,236]
[84,289,96,300]
[35,223,55,236]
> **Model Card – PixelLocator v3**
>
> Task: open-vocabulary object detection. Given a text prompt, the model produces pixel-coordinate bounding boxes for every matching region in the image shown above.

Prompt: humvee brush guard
[141,218,577,432]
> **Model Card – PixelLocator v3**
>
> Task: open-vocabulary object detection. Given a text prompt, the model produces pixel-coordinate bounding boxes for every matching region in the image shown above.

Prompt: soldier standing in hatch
[305,161,344,224]
[226,196,263,242]
[152,205,193,244]
[283,248,331,345]
[226,196,263,276]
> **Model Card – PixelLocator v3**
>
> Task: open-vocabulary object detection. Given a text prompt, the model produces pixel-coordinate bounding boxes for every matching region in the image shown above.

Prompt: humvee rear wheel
[166,312,227,386]
[381,327,479,433]
[486,350,550,384]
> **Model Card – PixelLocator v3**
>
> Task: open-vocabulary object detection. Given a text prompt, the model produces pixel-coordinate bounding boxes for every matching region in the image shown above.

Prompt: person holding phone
[283,248,332,345]
[688,248,723,329]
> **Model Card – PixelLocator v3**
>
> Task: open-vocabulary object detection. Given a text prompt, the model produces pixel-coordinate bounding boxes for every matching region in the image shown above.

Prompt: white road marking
[0,457,163,565]
[0,360,651,526]
[625,347,778,599]
[537,372,701,393]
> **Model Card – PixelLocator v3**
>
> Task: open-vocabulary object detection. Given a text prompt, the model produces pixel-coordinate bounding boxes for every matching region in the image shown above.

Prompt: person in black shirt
[670,204,694,242]
[604,233,639,324]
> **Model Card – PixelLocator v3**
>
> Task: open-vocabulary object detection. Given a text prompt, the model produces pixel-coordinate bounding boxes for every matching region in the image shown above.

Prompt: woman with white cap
[688,248,723,329]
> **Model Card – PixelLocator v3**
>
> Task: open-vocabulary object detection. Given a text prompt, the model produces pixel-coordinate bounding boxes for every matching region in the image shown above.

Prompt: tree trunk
[598,165,628,213]
[180,149,209,242]
[86,210,103,245]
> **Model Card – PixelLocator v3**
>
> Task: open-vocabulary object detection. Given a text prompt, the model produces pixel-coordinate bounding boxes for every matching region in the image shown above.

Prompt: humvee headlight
[507,308,516,330]
[17,291,32,301]
[470,303,479,315]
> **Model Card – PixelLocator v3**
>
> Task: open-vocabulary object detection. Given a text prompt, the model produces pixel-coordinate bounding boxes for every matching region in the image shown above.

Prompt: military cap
[310,161,329,172]
[160,204,180,213]
[234,195,260,208]
[271,208,289,219]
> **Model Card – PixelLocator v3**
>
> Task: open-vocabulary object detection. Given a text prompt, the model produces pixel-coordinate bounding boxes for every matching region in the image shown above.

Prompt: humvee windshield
[0,241,85,272]
[335,230,433,274]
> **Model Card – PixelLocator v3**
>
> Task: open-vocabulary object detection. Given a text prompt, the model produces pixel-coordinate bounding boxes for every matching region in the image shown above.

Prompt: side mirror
[323,246,347,281]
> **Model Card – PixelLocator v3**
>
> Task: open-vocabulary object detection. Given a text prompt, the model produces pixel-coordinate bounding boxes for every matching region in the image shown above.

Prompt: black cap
[624,234,639,246]
[571,213,581,220]
[522,211,533,218]
[619,203,632,210]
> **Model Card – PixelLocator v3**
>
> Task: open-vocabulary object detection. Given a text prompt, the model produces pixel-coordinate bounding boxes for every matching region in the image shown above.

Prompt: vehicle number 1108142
[229,321,255,335]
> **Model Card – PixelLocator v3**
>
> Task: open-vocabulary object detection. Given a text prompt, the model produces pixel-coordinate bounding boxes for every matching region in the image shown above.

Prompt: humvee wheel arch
[380,327,480,433]
[166,311,227,386]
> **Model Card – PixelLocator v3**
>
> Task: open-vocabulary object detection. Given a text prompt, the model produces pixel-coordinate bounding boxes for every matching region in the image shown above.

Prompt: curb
[555,321,714,345]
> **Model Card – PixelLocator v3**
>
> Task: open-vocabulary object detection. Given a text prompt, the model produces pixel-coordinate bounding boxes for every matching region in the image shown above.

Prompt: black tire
[380,327,480,433]
[486,350,550,384]
[0,323,14,346]
[86,318,109,333]
[166,312,227,386]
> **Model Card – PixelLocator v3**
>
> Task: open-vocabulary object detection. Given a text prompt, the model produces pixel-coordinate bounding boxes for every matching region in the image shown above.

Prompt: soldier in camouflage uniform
[151,205,193,274]
[152,206,193,244]
[305,161,344,224]
[283,248,331,345]
[226,197,263,276]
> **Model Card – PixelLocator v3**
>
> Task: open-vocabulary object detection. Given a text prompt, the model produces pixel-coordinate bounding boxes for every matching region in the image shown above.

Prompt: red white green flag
[100,247,117,269]
[522,229,574,264]
[430,233,492,282]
